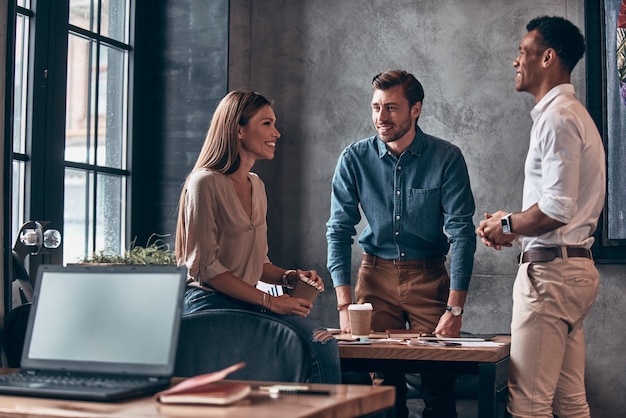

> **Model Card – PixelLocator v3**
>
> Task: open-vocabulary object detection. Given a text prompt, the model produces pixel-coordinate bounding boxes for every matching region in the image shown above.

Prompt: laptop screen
[21,264,187,377]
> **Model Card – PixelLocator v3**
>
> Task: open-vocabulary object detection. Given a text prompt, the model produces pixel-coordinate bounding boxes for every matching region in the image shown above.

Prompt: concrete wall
[228,0,624,416]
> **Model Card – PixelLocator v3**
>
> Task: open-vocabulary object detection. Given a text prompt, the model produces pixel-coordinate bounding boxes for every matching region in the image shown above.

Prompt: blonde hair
[175,90,272,261]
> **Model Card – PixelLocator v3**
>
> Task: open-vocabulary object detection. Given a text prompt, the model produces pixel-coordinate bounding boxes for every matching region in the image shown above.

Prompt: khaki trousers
[508,257,599,418]
[355,254,449,332]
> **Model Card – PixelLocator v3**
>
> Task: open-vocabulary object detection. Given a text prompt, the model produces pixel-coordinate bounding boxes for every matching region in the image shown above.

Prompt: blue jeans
[183,287,341,384]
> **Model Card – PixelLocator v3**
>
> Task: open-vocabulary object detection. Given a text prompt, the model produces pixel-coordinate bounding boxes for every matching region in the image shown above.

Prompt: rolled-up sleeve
[181,172,228,284]
[536,112,581,224]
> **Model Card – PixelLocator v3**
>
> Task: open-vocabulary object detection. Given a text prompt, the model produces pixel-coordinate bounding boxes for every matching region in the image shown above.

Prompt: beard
[376,118,413,144]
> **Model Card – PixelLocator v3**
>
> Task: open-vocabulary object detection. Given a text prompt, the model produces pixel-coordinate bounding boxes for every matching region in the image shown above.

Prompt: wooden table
[338,335,511,418]
[0,376,395,418]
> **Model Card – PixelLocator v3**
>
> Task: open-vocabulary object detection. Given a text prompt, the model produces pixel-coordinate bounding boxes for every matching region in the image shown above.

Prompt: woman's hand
[297,269,324,292]
[270,294,313,317]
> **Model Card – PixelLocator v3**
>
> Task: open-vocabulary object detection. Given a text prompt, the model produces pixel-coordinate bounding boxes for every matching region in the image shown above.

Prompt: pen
[258,385,333,395]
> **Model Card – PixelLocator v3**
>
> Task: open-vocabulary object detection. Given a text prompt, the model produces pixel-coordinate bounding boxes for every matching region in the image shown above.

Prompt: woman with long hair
[175,90,340,383]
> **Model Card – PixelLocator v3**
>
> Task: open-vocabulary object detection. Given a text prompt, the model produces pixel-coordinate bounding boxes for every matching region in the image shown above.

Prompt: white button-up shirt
[519,84,606,252]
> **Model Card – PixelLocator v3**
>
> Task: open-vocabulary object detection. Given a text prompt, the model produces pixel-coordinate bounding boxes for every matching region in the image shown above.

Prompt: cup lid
[348,303,373,310]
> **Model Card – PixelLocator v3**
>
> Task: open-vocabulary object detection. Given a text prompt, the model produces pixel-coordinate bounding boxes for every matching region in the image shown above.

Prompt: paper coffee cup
[348,303,373,338]
[290,275,321,302]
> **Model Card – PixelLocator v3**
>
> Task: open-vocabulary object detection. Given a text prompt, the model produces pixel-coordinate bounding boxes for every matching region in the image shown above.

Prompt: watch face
[501,213,513,234]
[448,306,463,316]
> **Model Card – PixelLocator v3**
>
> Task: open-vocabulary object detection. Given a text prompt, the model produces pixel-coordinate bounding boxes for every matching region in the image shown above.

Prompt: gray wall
[228,0,624,416]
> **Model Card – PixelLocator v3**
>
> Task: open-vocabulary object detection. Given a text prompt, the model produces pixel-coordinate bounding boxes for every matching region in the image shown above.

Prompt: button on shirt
[326,127,476,291]
[519,84,606,252]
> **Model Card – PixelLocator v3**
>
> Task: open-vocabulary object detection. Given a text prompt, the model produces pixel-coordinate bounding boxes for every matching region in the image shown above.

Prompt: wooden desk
[0,376,395,418]
[338,335,511,418]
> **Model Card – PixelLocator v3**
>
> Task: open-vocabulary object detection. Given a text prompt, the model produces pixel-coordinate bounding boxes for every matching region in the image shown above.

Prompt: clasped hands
[476,210,516,251]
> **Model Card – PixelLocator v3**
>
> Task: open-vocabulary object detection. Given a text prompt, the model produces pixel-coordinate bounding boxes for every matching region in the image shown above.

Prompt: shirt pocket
[407,188,441,223]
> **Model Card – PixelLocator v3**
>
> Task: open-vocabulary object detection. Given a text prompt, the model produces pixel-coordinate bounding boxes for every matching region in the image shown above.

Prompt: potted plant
[78,234,176,266]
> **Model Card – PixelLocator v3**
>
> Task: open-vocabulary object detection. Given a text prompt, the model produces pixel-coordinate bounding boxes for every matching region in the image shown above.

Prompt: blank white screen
[28,271,180,365]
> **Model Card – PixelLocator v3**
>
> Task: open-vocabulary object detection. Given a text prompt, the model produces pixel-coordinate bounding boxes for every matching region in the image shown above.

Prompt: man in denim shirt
[326,70,476,418]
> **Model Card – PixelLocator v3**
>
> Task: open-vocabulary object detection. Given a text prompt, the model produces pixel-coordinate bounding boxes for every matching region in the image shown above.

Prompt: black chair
[1,303,31,367]
[174,309,312,382]
[2,221,60,368]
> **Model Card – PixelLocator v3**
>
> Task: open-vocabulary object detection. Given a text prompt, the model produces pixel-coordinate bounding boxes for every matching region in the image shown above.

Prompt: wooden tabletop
[338,335,511,363]
[0,376,395,418]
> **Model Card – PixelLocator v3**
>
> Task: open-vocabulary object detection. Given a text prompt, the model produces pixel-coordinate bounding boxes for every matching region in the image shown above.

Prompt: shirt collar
[531,83,575,121]
[374,126,425,158]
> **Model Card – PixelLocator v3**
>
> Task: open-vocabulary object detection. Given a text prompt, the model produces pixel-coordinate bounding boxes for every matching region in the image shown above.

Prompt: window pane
[66,34,96,165]
[17,0,31,8]
[69,0,96,33]
[96,174,125,255]
[101,0,130,43]
[12,161,26,243]
[63,170,125,264]
[63,169,94,264]
[13,13,29,154]
[66,36,126,169]
[98,45,127,168]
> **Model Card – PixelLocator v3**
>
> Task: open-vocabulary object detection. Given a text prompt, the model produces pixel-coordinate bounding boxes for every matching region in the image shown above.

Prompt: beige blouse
[180,169,270,287]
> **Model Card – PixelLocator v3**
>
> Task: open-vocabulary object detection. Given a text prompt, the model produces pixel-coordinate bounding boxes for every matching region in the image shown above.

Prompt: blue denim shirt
[326,128,476,291]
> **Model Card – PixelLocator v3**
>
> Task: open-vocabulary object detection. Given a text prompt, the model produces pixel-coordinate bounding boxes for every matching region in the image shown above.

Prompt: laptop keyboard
[0,372,152,389]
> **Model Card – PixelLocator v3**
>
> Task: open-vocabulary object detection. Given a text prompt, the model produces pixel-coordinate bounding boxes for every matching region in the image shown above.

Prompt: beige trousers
[508,256,599,418]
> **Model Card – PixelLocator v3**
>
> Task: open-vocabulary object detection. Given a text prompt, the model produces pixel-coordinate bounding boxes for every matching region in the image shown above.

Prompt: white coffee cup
[348,303,373,338]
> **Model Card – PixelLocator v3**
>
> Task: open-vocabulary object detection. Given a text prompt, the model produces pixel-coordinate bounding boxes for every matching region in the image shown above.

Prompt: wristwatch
[501,213,514,234]
[446,305,463,316]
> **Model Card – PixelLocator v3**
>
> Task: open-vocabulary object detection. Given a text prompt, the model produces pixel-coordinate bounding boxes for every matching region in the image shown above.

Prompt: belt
[362,253,445,268]
[519,247,592,264]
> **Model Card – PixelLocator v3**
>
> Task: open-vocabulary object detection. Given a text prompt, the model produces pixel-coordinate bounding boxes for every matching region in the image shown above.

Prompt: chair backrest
[1,303,32,367]
[174,309,312,382]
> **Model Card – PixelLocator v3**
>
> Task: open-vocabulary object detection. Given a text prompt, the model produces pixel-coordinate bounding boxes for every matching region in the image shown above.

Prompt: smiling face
[238,104,281,161]
[513,30,545,98]
[371,85,421,154]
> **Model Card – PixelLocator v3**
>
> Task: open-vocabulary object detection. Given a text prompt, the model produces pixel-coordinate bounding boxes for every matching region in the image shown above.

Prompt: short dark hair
[526,16,585,73]
[372,70,425,107]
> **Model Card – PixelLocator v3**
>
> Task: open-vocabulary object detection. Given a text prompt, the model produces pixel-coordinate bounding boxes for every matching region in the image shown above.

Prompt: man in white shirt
[476,16,605,418]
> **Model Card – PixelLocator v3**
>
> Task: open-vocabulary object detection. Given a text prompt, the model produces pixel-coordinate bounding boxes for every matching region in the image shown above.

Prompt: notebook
[0,264,187,401]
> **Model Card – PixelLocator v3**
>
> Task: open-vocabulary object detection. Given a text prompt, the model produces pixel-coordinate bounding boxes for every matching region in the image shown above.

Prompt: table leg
[478,357,509,418]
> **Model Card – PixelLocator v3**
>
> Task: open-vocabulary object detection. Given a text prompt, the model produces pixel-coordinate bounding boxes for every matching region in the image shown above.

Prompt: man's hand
[335,284,353,333]
[476,211,515,250]
[434,311,462,337]
[339,308,351,333]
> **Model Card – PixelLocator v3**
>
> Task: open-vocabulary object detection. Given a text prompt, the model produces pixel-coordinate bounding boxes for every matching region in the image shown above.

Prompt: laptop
[0,264,187,401]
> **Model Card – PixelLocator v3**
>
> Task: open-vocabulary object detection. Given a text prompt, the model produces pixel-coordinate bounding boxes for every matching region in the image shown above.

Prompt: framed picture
[605,0,626,241]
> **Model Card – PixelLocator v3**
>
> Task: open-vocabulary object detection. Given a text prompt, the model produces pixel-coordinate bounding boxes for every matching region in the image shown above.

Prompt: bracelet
[261,292,273,312]
[281,269,297,288]
[337,302,352,311]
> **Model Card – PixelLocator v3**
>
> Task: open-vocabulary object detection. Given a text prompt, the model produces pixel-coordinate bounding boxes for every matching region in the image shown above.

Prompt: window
[9,0,133,266]
[64,0,131,263]
[11,1,32,249]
